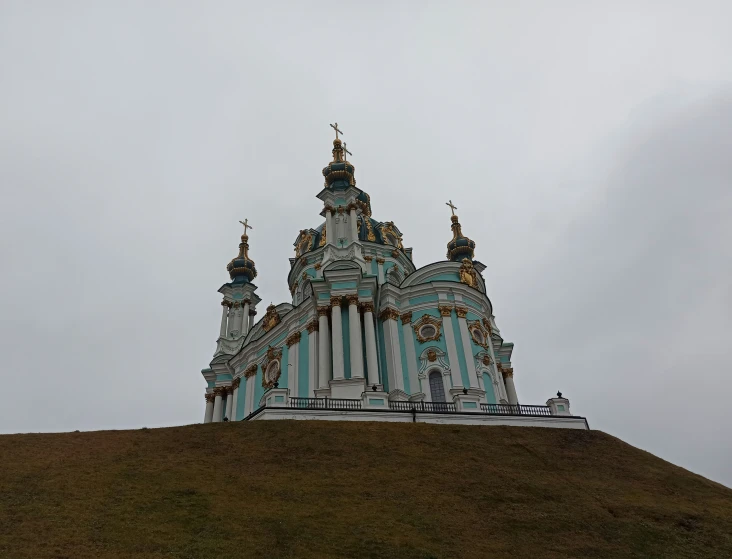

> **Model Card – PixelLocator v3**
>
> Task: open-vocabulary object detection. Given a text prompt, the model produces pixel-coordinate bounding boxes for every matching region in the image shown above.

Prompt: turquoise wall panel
[280,344,289,389]
[341,306,351,379]
[451,313,470,388]
[305,268,317,278]
[484,376,497,404]
[377,320,389,392]
[254,368,264,408]
[236,379,247,420]
[257,332,287,356]
[383,262,394,274]
[370,258,378,276]
[318,292,331,300]
[332,281,357,290]
[464,299,482,311]
[408,294,439,305]
[217,374,233,382]
[396,320,411,393]
[207,380,215,388]
[299,331,309,397]
[358,288,372,298]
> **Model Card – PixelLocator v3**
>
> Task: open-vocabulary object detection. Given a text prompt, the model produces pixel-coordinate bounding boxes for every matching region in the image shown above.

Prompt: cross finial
[239,218,252,235]
[343,142,352,161]
[330,122,343,140]
[446,200,458,215]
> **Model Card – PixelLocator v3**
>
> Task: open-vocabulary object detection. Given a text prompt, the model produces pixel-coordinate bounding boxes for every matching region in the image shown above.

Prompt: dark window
[429,371,446,402]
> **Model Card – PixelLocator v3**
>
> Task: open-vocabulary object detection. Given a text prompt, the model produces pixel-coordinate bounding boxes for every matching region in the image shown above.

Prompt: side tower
[200,222,261,423]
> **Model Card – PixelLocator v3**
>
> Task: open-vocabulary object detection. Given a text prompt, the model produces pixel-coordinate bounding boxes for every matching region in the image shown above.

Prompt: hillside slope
[1,421,731,559]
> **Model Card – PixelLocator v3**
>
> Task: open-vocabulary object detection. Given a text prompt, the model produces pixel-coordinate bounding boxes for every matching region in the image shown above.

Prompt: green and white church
[200,126,587,429]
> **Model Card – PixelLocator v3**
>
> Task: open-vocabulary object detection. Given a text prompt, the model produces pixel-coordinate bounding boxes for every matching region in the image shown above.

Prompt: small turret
[445,201,476,262]
[226,220,257,284]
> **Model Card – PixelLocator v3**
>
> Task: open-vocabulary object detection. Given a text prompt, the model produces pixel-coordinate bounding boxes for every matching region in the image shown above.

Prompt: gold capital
[400,312,412,325]
[346,294,359,306]
[330,296,342,307]
[438,305,453,317]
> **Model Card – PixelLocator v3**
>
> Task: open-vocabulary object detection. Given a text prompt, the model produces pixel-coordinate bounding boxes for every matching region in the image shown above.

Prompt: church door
[428,371,446,402]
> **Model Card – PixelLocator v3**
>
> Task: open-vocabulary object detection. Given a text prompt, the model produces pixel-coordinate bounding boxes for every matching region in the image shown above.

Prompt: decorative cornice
[378,307,399,321]
[346,294,359,306]
[455,306,468,318]
[438,305,453,317]
[360,301,374,314]
[330,296,342,307]
[306,320,319,333]
[317,306,330,317]
[400,312,412,325]
[286,331,302,347]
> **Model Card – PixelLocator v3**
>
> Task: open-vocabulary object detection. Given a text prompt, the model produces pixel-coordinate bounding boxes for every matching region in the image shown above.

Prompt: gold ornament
[286,331,302,347]
[346,294,359,306]
[413,314,443,343]
[400,312,412,325]
[455,306,468,318]
[330,296,342,307]
[459,258,479,288]
[262,304,281,332]
[317,306,330,317]
[364,217,376,241]
[438,305,453,317]
[243,363,258,378]
[427,349,438,362]
[378,307,399,321]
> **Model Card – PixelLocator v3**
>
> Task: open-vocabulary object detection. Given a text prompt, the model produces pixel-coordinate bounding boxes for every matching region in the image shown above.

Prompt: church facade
[200,128,586,429]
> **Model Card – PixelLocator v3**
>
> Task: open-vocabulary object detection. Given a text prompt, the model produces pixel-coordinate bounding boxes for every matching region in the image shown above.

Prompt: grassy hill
[1,421,731,559]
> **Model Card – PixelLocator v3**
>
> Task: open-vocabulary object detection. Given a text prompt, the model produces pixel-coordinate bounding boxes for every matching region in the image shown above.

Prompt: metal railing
[480,403,552,416]
[389,401,457,413]
[290,397,362,410]
[242,398,553,420]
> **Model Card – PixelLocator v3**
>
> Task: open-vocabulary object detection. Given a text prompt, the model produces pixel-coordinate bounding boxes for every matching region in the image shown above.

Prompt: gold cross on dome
[343,142,352,161]
[446,200,458,215]
[239,218,253,234]
[330,122,343,140]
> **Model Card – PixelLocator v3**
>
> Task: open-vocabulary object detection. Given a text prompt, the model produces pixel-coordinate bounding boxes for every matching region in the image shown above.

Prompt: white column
[204,394,214,423]
[362,304,379,387]
[456,309,479,388]
[349,207,358,244]
[219,302,229,338]
[225,305,234,337]
[325,208,334,247]
[224,387,233,420]
[504,370,519,405]
[286,331,301,395]
[245,373,256,416]
[376,258,385,285]
[380,308,404,392]
[439,305,463,389]
[308,321,319,396]
[317,307,331,388]
[230,379,240,420]
[400,312,420,395]
[330,298,345,379]
[347,295,364,378]
[212,389,224,422]
[486,338,508,401]
[249,308,256,331]
[242,301,251,336]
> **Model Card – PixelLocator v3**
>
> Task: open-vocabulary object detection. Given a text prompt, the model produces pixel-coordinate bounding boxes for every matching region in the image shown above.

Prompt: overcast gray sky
[1,1,731,487]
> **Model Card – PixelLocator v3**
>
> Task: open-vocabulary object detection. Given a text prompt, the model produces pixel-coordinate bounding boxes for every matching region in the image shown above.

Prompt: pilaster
[400,312,421,396]
[379,307,404,392]
[439,305,463,390]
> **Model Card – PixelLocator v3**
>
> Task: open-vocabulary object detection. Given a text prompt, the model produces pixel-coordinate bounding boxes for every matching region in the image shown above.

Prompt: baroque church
[200,125,586,429]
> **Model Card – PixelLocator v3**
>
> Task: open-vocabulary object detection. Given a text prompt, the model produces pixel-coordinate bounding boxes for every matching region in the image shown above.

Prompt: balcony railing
[242,397,554,420]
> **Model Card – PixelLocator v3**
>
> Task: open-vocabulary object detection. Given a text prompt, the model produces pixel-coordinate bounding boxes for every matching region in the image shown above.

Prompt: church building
[200,125,587,429]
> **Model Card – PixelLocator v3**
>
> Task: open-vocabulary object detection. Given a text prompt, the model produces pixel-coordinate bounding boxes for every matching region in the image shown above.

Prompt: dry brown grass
[1,421,731,558]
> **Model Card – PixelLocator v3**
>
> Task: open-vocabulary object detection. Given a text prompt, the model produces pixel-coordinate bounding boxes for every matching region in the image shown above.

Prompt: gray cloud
[1,2,730,486]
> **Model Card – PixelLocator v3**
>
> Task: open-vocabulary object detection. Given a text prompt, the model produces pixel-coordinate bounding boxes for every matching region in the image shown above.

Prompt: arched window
[429,371,446,402]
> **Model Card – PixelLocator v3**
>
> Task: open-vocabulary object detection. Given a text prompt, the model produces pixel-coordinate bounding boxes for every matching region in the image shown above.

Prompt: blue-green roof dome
[227,234,257,283]
[322,139,356,189]
[446,215,476,261]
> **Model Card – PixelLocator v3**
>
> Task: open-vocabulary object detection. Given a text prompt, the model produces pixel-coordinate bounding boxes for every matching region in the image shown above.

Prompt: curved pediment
[401,261,486,293]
